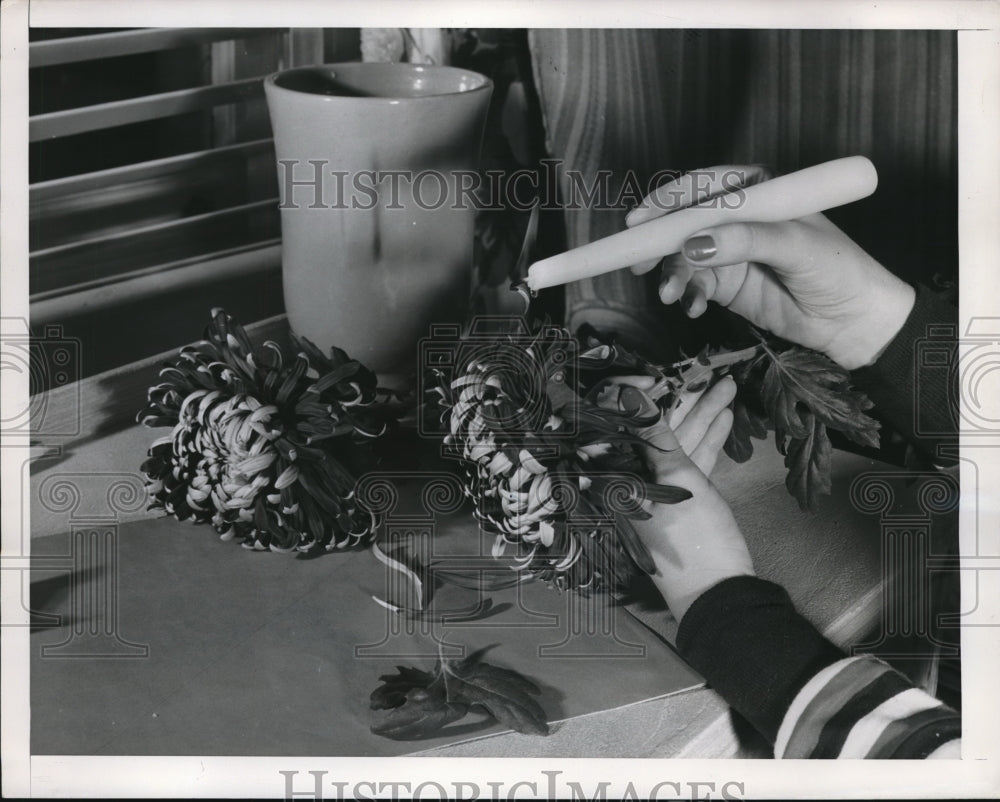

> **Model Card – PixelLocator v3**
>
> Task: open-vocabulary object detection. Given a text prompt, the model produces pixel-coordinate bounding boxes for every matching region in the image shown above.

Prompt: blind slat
[29,28,276,68]
[32,197,278,259]
[30,77,265,142]
[30,138,274,201]
[27,26,339,380]
[31,243,282,317]
[30,198,279,295]
[30,249,286,382]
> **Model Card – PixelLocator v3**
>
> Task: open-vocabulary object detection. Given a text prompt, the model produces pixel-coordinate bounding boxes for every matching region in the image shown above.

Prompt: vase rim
[264,62,493,102]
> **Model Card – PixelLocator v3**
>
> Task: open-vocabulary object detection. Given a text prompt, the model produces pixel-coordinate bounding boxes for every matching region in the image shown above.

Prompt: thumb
[681,220,820,281]
[636,415,706,488]
[638,416,680,454]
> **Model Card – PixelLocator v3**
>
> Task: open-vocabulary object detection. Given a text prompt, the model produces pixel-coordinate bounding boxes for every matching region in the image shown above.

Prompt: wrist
[639,498,756,622]
[830,279,916,370]
[655,566,756,624]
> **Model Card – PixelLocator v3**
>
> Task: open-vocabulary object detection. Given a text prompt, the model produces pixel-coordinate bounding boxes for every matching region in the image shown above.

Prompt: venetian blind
[29,27,360,380]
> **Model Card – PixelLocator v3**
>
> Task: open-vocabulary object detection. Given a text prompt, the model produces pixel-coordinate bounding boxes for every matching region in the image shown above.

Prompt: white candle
[525,156,878,291]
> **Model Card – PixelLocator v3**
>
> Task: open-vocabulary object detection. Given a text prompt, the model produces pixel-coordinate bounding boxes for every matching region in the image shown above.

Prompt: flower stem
[438,641,452,698]
[668,345,764,372]
[646,345,765,401]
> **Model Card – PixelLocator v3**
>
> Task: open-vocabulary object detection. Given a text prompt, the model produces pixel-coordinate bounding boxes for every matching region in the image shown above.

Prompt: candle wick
[509,281,536,315]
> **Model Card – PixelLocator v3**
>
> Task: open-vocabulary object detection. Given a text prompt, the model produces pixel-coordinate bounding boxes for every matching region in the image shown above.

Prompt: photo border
[3,1,998,798]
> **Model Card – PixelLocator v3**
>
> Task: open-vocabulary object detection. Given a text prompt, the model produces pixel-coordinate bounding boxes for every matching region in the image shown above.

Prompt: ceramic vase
[264,62,492,379]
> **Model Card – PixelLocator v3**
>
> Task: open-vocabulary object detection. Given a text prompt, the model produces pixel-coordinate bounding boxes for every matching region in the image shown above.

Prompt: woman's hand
[610,376,755,622]
[626,165,916,370]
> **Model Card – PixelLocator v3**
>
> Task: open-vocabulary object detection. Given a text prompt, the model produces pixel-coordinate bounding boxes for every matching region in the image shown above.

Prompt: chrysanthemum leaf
[369,648,548,740]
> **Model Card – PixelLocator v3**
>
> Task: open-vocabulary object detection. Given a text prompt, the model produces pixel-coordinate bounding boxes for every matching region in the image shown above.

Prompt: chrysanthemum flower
[138,309,394,554]
[430,325,692,592]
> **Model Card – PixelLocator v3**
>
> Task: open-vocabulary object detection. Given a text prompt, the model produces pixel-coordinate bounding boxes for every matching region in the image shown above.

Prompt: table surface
[25,316,893,758]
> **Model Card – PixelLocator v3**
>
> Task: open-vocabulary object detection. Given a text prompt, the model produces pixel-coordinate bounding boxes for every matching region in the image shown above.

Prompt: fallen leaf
[369,648,549,740]
[444,650,549,735]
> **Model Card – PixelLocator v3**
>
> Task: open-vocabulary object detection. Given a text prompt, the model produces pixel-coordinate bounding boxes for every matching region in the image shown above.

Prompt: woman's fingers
[666,382,707,430]
[680,270,715,318]
[588,382,687,481]
[659,253,742,312]
[689,407,734,476]
[589,375,737,481]
[681,219,814,281]
[666,389,703,430]
[673,376,736,454]
[657,253,693,303]
[636,417,685,471]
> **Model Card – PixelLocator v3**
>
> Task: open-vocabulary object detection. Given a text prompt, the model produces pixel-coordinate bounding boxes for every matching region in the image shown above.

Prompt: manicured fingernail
[684,235,716,261]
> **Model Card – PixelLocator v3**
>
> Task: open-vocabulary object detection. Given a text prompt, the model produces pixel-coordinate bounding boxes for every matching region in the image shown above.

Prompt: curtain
[529,29,958,353]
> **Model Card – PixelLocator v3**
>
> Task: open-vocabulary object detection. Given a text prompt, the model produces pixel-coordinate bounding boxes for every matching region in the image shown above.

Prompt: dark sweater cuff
[676,575,845,744]
[853,284,958,465]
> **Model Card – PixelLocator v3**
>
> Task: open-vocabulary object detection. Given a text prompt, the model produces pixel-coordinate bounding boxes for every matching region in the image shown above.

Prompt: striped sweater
[776,656,961,759]
[677,576,962,759]
[676,285,961,759]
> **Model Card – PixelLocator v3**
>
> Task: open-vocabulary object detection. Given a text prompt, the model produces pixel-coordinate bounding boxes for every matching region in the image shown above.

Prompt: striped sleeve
[774,655,962,759]
[677,577,962,759]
